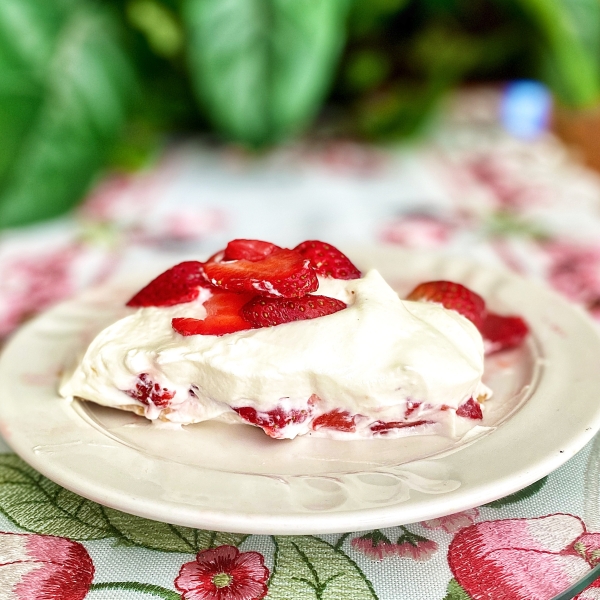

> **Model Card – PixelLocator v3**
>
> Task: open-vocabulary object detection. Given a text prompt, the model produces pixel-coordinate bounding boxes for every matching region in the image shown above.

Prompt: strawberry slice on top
[127,261,206,307]
[222,239,281,262]
[202,248,318,297]
[294,240,361,279]
[241,295,346,327]
[172,290,254,336]
[406,280,486,329]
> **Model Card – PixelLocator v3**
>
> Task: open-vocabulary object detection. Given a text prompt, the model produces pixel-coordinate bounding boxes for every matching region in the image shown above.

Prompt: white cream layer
[60,270,490,439]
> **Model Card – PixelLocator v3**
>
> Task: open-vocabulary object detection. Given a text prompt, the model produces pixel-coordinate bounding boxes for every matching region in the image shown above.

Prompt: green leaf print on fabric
[0,454,114,538]
[104,507,248,553]
[484,476,548,508]
[268,535,378,600]
[0,454,247,552]
[443,578,472,600]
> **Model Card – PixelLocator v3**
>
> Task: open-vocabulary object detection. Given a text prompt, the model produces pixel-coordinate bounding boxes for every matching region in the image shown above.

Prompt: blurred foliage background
[1,0,599,228]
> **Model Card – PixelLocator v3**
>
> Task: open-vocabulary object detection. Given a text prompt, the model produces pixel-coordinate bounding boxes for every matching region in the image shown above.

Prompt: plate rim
[1,246,600,535]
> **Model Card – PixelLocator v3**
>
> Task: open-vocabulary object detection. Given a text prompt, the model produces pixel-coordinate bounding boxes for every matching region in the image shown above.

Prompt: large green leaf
[268,536,378,600]
[0,454,114,538]
[517,0,600,106]
[104,507,248,553]
[0,454,249,552]
[0,0,136,228]
[183,0,349,146]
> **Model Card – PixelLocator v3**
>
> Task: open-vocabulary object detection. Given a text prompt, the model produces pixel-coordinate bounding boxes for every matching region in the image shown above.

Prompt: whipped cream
[60,270,490,439]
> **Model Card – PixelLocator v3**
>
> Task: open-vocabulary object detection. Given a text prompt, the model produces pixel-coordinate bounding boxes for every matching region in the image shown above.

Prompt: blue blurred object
[500,80,552,139]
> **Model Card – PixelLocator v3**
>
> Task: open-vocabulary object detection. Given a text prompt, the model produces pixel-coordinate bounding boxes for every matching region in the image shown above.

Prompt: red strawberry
[404,400,421,418]
[127,261,206,307]
[202,248,318,298]
[370,420,432,434]
[481,312,529,354]
[124,373,175,408]
[294,240,361,279]
[456,397,483,420]
[241,295,346,327]
[312,410,357,433]
[223,239,281,261]
[406,280,486,328]
[233,405,311,438]
[172,291,254,336]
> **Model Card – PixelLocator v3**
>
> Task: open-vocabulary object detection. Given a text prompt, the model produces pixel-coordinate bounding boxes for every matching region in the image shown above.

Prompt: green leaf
[103,507,247,553]
[126,0,184,58]
[0,454,249,551]
[0,0,136,228]
[443,579,472,600]
[0,454,114,539]
[486,211,549,240]
[517,0,600,106]
[268,536,378,600]
[183,0,350,146]
[484,476,548,508]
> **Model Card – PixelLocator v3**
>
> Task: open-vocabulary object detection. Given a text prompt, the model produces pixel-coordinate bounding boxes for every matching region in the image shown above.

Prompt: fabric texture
[1,90,600,599]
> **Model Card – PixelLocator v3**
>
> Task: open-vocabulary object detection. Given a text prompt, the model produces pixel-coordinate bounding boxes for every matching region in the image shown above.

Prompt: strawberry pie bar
[59,240,528,439]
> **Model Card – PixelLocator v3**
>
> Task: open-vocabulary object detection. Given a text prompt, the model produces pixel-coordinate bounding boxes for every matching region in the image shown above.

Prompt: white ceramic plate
[1,246,600,535]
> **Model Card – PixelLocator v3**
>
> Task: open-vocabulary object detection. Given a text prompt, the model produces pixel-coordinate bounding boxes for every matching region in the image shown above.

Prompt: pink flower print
[395,526,438,561]
[315,141,386,175]
[80,172,227,248]
[0,532,94,600]
[447,514,600,600]
[351,530,398,560]
[78,174,139,223]
[78,169,170,225]
[380,213,455,249]
[421,508,480,533]
[396,538,439,561]
[133,208,227,247]
[175,545,269,600]
[352,527,438,561]
[568,533,600,567]
[468,155,545,211]
[157,209,226,243]
[0,245,79,337]
[541,241,600,317]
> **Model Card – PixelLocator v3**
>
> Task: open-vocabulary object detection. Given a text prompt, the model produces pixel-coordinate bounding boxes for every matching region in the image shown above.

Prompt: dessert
[59,240,528,439]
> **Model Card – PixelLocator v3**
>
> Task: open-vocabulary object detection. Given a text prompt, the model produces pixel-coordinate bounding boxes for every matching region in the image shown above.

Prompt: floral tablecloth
[2,93,600,600]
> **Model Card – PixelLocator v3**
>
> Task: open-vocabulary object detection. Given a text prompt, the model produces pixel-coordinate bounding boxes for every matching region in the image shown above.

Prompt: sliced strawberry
[172,291,254,336]
[456,397,483,420]
[241,295,346,328]
[312,409,357,433]
[202,248,318,298]
[233,405,311,438]
[404,400,421,418]
[481,312,529,354]
[124,373,175,408]
[294,240,361,279]
[370,420,432,434]
[223,239,281,262]
[127,261,206,307]
[406,280,486,328]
